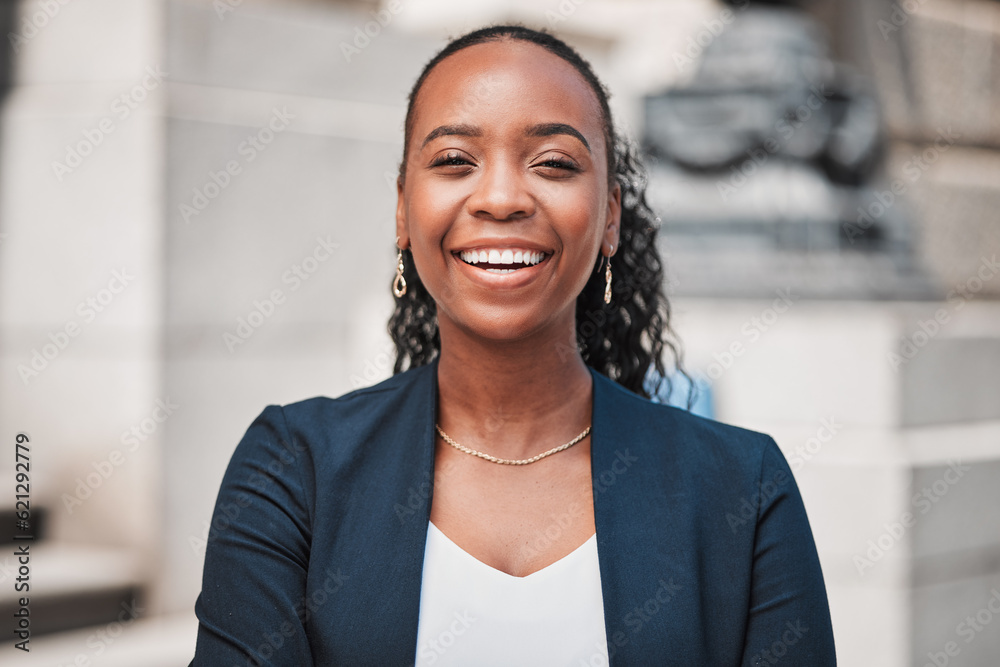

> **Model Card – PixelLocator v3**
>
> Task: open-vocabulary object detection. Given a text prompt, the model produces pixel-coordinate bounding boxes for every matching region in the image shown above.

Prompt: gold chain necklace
[434,424,592,466]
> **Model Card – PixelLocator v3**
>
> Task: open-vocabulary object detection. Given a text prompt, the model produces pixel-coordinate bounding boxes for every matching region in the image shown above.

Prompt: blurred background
[0,0,998,664]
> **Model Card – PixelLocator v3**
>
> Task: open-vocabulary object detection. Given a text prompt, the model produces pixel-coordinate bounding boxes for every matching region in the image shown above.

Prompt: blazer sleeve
[190,405,315,666]
[740,438,837,666]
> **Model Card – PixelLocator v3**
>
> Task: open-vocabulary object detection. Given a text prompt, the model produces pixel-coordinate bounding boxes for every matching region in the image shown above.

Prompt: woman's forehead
[411,40,604,138]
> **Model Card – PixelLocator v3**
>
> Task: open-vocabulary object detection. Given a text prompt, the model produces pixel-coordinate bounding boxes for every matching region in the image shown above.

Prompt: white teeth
[458,248,547,268]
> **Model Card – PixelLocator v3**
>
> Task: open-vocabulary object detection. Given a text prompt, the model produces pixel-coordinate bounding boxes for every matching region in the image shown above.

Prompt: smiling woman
[190,25,837,667]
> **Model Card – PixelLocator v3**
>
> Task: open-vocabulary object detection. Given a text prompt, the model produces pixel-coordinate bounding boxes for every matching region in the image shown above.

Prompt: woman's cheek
[410,182,465,236]
[405,210,446,263]
[551,188,604,243]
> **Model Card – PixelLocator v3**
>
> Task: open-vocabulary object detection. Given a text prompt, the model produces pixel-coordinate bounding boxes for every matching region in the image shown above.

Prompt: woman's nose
[466,161,535,222]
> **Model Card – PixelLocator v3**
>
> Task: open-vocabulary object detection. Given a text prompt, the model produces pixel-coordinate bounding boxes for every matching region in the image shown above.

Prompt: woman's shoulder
[277,362,436,425]
[235,364,437,476]
[591,370,784,477]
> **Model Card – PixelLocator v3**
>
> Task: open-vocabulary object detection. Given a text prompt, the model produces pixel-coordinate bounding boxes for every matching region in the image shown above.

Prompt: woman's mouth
[457,248,549,273]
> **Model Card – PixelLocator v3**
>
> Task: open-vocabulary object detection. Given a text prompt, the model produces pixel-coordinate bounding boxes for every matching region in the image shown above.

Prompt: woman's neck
[434,319,594,461]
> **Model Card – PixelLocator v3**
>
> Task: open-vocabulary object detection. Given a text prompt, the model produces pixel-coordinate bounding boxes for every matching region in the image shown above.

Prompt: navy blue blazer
[191,360,836,666]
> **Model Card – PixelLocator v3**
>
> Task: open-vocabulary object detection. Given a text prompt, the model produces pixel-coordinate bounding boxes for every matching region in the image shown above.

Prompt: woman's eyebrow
[422,124,482,147]
[422,122,592,153]
[526,123,591,152]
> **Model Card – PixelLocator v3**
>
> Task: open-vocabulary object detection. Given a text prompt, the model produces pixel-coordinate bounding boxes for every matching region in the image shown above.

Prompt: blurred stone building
[0,0,997,665]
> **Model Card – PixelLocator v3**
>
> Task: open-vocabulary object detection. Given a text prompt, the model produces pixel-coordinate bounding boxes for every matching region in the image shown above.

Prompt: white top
[414,521,609,666]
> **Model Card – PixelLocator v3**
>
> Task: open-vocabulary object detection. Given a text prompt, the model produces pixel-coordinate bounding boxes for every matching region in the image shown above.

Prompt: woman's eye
[535,157,580,173]
[431,153,472,168]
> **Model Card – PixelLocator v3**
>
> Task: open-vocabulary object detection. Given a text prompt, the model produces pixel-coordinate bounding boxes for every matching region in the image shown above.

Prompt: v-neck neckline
[427,520,598,581]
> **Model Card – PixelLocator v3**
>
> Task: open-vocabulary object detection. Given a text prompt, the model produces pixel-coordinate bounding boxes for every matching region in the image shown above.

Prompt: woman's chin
[438,307,573,350]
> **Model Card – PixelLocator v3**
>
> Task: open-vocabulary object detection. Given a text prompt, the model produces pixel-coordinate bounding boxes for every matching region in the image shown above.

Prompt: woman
[191,25,836,666]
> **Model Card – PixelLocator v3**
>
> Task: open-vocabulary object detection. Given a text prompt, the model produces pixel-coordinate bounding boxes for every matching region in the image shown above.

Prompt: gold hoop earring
[393,238,407,298]
[604,254,613,304]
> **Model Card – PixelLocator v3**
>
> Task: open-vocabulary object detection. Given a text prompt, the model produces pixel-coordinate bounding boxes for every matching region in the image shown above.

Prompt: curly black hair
[389,24,691,404]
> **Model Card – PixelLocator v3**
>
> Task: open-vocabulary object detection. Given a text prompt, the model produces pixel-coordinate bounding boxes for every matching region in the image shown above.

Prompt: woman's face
[397,39,620,345]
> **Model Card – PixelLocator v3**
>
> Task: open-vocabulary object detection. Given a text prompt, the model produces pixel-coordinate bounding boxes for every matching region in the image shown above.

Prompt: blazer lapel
[395,360,440,662]
[590,369,693,665]
[333,361,438,665]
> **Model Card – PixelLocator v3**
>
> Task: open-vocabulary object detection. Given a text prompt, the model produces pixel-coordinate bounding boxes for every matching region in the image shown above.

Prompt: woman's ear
[395,176,409,249]
[604,182,622,255]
